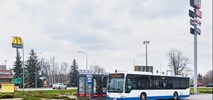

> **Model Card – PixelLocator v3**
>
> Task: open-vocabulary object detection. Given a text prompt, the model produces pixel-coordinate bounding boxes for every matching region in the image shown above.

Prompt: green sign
[14,78,22,84]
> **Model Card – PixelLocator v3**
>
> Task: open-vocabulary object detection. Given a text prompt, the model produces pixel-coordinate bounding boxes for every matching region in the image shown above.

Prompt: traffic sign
[86,75,92,85]
[87,77,92,84]
[195,9,202,18]
[194,19,201,26]
[14,78,22,84]
[190,27,201,35]
[194,27,201,35]
[189,10,195,18]
[190,0,194,8]
[194,0,201,9]
[190,27,194,34]
[190,19,195,26]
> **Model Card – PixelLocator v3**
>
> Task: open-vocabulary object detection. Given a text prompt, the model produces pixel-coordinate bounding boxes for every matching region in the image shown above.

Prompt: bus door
[92,76,102,97]
[92,75,108,97]
[101,76,108,96]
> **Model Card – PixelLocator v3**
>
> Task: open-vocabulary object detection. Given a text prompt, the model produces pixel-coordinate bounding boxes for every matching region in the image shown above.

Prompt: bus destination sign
[110,74,124,78]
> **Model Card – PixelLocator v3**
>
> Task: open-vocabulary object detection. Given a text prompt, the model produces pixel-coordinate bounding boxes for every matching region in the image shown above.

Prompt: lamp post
[78,51,88,70]
[143,41,149,72]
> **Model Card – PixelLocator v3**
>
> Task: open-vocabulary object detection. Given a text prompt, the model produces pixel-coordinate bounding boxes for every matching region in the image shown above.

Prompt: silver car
[52,83,67,89]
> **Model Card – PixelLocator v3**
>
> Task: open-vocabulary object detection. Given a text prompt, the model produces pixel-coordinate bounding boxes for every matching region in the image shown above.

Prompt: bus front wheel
[173,92,178,100]
[140,93,147,100]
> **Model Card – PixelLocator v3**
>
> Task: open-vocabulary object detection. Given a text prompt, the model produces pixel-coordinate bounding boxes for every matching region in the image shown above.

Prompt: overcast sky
[0,0,212,75]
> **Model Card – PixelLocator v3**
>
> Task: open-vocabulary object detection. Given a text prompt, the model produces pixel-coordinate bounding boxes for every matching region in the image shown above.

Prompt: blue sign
[87,77,92,84]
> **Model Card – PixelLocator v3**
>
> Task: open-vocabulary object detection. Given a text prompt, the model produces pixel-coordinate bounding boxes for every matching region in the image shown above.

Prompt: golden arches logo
[12,36,23,48]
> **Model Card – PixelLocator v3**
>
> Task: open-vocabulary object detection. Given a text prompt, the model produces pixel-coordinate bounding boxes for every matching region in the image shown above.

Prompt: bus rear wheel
[173,92,178,100]
[140,93,147,100]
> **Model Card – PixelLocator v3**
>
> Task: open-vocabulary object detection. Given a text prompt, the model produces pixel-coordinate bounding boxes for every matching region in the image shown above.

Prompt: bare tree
[60,62,69,84]
[91,65,106,74]
[167,49,190,75]
[54,63,59,83]
[50,57,56,84]
[203,70,213,85]
[182,67,193,76]
[40,59,51,86]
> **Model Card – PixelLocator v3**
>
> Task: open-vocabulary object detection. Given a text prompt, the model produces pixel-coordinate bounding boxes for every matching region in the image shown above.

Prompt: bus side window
[131,81,136,90]
[125,78,132,93]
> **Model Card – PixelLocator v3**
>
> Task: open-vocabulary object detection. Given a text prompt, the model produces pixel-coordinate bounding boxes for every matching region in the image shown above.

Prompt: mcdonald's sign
[12,36,23,48]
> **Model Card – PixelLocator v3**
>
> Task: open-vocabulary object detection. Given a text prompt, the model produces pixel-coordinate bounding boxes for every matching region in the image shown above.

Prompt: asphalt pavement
[181,93,212,100]
[0,94,212,100]
[17,87,77,91]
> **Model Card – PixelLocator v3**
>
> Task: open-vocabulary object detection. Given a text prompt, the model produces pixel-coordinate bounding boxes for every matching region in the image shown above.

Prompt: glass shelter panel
[78,77,86,96]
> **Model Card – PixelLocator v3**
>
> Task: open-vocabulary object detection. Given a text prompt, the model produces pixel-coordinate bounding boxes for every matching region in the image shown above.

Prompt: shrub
[200,91,213,94]
[59,90,66,95]
[2,94,14,98]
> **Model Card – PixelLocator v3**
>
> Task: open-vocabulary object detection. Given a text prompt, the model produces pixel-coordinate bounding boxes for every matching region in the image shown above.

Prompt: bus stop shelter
[77,74,108,99]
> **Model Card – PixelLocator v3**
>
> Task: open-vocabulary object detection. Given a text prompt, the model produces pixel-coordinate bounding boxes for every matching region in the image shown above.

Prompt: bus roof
[111,71,189,78]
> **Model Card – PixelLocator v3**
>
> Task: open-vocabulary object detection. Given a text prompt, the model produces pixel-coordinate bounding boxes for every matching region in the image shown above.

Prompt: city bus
[107,71,190,100]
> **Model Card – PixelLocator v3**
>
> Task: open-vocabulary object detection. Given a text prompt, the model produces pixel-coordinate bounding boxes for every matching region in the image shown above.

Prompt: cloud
[0,0,211,75]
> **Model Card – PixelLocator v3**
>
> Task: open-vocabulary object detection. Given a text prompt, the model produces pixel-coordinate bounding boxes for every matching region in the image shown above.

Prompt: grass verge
[0,89,77,99]
[190,87,213,94]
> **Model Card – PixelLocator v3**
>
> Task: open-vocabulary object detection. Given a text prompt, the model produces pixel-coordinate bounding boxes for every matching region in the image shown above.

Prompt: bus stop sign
[87,77,92,84]
[87,75,92,84]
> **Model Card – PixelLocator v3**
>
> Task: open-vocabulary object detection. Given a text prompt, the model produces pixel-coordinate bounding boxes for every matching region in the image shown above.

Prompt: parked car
[205,83,213,87]
[52,83,67,89]
[190,83,202,87]
[198,82,202,87]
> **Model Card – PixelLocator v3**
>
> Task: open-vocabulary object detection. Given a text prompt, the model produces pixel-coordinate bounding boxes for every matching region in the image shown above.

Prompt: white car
[52,83,67,89]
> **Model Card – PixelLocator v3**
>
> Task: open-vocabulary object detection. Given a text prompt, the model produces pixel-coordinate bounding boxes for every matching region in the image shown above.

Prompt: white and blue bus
[107,71,190,100]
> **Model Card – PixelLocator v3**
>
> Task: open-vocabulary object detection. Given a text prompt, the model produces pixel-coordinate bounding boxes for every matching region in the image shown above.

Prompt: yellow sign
[12,36,23,48]
[1,84,15,93]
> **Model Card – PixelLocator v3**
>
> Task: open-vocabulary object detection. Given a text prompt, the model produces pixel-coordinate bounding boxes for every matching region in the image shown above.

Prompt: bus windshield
[107,74,124,93]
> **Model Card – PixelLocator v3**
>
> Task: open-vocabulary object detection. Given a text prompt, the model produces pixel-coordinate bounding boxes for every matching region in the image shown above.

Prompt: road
[0,93,211,100]
[91,94,213,100]
[18,87,77,91]
[182,94,212,100]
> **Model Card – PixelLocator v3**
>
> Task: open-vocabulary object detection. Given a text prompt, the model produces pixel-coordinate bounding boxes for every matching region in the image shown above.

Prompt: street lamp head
[77,51,88,70]
[143,41,150,44]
